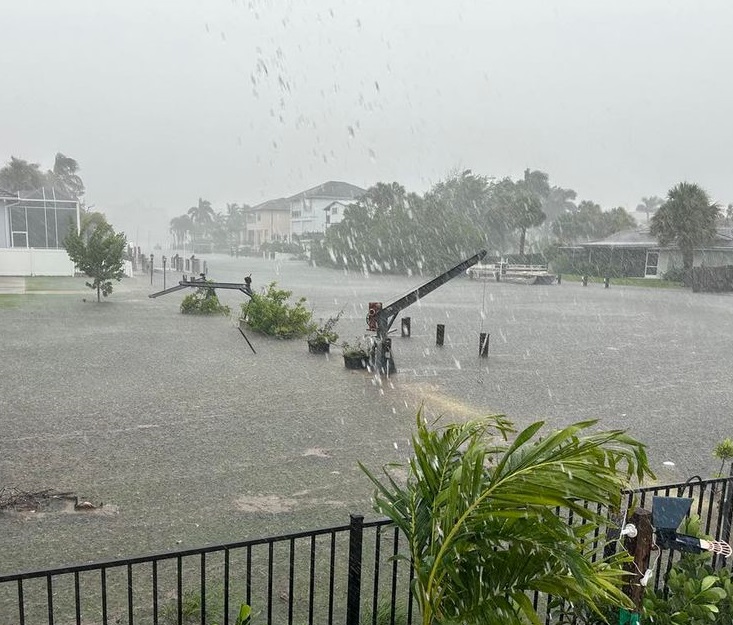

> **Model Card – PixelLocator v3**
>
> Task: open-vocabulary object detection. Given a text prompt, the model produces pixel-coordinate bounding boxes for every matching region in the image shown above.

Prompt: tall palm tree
[51,152,85,198]
[187,198,215,252]
[361,413,653,625]
[650,183,719,273]
[169,214,192,249]
[635,196,663,222]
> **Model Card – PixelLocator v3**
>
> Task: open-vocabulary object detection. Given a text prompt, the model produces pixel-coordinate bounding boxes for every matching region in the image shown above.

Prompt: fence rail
[1,476,731,625]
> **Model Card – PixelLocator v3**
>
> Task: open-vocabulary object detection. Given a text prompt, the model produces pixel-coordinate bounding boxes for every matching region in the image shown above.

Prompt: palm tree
[650,182,719,274]
[635,196,663,222]
[51,153,85,198]
[169,215,192,250]
[187,198,215,252]
[361,413,653,625]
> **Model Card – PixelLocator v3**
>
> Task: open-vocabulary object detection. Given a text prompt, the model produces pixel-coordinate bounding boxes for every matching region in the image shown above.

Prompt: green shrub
[180,284,231,316]
[240,281,314,338]
[662,266,688,283]
[308,310,343,346]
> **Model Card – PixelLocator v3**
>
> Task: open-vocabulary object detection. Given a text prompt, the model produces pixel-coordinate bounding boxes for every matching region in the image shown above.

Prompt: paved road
[1,254,731,574]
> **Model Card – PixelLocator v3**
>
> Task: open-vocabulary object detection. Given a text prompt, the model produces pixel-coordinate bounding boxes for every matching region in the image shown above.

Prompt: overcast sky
[3,0,733,243]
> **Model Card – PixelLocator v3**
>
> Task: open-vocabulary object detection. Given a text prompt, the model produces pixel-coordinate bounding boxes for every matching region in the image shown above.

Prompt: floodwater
[1,253,731,575]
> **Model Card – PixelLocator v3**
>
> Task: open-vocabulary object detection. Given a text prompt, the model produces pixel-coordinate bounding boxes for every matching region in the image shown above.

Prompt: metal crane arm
[377,249,487,333]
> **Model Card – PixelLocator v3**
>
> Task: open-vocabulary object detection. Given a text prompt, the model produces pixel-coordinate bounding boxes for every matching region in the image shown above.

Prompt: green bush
[240,282,314,338]
[662,266,688,283]
[180,285,231,316]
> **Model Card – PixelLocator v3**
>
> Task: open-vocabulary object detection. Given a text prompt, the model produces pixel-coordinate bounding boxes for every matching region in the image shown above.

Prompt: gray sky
[3,0,733,243]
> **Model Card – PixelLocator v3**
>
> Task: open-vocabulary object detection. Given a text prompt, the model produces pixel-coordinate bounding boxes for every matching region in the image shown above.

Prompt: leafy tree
[635,196,663,221]
[523,168,550,201]
[650,182,720,273]
[64,216,127,302]
[361,413,653,625]
[240,282,314,338]
[605,206,637,234]
[552,201,635,244]
[0,157,47,193]
[490,177,545,255]
[421,170,497,268]
[318,182,427,273]
[542,186,578,221]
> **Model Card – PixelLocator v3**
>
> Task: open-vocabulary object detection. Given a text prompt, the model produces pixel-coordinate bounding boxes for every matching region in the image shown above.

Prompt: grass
[559,274,685,289]
[24,276,89,292]
[0,295,23,308]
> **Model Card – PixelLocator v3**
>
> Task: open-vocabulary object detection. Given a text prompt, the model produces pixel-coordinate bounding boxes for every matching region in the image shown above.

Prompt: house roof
[250,197,290,212]
[287,181,365,202]
[583,229,659,248]
[582,227,733,250]
[323,200,349,212]
[0,186,78,203]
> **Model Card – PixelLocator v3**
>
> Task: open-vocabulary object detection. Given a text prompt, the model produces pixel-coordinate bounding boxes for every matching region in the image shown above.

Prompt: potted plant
[342,338,370,369]
[307,310,342,354]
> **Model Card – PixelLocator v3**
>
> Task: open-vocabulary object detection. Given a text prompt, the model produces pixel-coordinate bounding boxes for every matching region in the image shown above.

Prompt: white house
[288,181,365,237]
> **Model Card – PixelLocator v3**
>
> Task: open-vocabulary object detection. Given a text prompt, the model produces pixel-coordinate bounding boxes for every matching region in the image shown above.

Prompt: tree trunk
[518,227,527,256]
[97,283,101,303]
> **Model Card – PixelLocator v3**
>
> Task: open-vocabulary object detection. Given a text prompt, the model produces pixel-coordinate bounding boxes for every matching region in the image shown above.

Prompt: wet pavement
[1,253,732,574]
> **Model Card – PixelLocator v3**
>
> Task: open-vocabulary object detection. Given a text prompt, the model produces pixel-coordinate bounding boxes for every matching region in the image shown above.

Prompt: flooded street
[2,254,732,575]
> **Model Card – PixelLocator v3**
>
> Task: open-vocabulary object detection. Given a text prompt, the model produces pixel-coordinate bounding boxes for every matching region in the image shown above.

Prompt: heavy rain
[2,1,733,623]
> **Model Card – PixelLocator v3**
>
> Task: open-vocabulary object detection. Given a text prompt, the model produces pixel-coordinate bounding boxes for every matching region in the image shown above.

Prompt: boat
[466,262,556,285]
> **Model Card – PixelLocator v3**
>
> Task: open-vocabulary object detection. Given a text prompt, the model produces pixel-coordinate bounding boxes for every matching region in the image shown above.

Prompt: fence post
[719,465,733,566]
[622,508,653,615]
[479,332,489,357]
[346,514,364,625]
[436,324,445,346]
[401,317,411,338]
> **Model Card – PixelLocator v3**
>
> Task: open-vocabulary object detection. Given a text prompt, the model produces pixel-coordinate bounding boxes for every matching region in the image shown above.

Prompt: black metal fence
[1,476,731,625]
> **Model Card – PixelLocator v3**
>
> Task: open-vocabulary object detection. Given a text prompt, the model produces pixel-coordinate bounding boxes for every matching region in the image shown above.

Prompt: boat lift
[367,249,487,375]
[148,274,254,299]
[149,274,257,352]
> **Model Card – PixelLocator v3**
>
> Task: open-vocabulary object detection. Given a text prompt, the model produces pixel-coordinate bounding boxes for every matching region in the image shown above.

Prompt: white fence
[0,248,75,277]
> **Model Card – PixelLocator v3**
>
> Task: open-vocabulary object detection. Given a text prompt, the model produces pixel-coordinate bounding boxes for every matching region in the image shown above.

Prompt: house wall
[249,210,290,247]
[291,197,357,236]
[0,248,75,276]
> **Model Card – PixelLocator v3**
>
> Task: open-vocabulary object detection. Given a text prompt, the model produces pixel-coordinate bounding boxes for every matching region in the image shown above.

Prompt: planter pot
[308,340,331,354]
[343,353,368,369]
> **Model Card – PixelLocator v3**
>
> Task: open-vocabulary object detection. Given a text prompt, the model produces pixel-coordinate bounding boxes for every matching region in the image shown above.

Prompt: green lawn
[0,295,23,309]
[559,274,685,289]
[24,276,89,292]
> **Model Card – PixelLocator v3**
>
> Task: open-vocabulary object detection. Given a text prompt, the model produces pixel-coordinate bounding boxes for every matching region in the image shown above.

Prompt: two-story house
[288,181,365,238]
[245,197,291,248]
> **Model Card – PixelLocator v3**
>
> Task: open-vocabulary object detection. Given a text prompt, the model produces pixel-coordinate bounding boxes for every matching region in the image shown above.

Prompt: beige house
[244,198,291,248]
